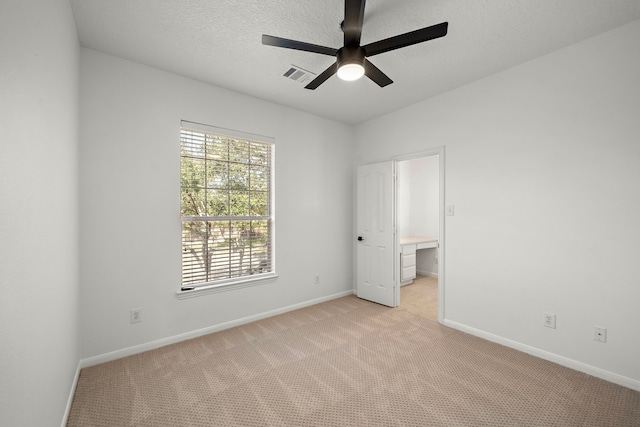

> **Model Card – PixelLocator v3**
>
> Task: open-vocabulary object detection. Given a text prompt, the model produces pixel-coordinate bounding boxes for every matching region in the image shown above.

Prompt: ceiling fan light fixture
[337,63,365,81]
[336,46,366,81]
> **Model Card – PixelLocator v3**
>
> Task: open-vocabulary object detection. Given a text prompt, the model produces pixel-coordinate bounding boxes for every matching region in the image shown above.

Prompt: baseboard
[80,290,354,368]
[61,360,82,427]
[443,319,640,393]
[416,269,438,278]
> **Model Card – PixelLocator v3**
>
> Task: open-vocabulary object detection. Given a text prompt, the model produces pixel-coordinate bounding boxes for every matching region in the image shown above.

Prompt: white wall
[79,49,354,359]
[397,156,439,239]
[397,161,412,237]
[355,19,640,388]
[0,0,80,425]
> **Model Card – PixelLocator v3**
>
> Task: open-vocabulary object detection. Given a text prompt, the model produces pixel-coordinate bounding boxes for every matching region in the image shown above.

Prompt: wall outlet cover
[130,308,143,323]
[594,326,607,343]
[543,312,556,329]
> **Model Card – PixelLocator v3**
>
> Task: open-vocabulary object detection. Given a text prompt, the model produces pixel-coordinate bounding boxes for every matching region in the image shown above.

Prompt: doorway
[355,148,445,322]
[396,149,444,323]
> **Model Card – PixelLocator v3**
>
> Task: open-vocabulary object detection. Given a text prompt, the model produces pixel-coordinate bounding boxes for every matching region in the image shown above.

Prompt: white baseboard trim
[416,269,438,278]
[61,360,82,427]
[80,290,354,369]
[443,319,640,392]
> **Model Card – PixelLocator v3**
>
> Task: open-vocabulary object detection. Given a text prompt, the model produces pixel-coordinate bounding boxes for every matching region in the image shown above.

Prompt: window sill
[176,273,278,300]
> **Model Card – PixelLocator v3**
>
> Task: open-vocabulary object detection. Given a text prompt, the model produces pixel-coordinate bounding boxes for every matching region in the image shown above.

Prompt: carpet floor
[68,294,640,426]
[400,275,438,321]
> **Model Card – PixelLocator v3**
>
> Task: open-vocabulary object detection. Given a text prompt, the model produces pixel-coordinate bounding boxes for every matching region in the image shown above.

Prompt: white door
[356,161,397,307]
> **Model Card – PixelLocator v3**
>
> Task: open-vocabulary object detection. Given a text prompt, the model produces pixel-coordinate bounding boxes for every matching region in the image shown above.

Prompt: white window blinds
[180,121,274,289]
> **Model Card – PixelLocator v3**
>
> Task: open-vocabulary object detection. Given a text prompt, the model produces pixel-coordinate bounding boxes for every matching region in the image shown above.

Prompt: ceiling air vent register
[283,65,316,85]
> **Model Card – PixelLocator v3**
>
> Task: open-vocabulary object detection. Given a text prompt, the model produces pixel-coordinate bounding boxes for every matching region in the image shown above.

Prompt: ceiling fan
[262,0,448,90]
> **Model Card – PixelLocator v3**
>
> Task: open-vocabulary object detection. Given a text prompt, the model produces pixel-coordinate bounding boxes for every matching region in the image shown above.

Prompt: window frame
[177,120,277,299]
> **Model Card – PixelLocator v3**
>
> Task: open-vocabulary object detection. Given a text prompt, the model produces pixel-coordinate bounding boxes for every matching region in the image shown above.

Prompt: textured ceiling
[70,0,640,125]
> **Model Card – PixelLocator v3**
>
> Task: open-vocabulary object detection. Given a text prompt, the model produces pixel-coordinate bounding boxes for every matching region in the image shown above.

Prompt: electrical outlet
[543,312,556,329]
[130,308,142,324]
[315,275,320,285]
[594,326,607,343]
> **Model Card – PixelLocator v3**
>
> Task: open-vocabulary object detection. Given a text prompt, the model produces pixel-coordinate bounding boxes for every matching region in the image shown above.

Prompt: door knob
[357,236,364,241]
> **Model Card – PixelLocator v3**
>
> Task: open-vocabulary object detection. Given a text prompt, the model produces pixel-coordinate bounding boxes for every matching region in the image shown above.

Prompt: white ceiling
[70,0,640,125]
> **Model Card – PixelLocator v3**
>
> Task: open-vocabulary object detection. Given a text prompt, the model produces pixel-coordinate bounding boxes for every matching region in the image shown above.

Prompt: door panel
[356,161,396,307]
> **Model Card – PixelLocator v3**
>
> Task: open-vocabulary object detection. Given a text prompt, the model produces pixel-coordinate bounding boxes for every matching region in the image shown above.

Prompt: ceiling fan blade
[363,22,448,57]
[344,0,366,47]
[305,62,338,90]
[364,59,393,87]
[262,35,338,56]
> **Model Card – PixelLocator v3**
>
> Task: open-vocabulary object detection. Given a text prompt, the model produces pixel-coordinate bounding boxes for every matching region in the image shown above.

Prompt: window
[180,121,274,292]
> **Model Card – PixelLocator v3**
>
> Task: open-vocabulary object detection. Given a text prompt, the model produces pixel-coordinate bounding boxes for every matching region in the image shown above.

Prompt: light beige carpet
[400,275,438,321]
[68,295,640,426]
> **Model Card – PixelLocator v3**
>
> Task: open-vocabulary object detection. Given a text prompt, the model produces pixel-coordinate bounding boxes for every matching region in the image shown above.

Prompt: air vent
[282,65,316,84]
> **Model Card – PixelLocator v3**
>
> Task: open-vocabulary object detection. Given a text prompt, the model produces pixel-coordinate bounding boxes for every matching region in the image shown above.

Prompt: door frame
[394,146,445,323]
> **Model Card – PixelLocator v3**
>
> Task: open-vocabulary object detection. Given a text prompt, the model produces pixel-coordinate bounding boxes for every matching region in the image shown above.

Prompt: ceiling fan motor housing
[337,46,366,69]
